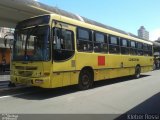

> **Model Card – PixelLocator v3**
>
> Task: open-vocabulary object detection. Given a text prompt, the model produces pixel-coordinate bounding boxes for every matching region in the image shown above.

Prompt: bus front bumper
[10,75,51,88]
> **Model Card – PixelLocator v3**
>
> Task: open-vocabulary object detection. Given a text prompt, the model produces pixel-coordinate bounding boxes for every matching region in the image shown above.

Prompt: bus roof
[49,13,152,45]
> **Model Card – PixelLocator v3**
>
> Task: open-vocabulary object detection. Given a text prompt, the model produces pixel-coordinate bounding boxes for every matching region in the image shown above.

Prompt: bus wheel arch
[134,65,141,79]
[78,66,94,90]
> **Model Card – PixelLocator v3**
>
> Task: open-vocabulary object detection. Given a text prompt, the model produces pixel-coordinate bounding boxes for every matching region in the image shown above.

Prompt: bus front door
[51,22,77,87]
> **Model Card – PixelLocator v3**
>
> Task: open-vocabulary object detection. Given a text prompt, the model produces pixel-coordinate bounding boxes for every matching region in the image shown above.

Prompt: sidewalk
[0,72,10,82]
[0,71,10,75]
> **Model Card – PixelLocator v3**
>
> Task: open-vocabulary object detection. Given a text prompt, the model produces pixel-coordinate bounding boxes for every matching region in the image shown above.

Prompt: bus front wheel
[134,66,141,79]
[78,69,93,90]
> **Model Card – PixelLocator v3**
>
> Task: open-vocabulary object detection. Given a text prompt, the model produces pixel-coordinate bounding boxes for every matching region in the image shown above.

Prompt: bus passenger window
[148,45,153,56]
[77,28,93,52]
[143,44,153,56]
[130,41,137,55]
[109,35,120,54]
[137,42,143,56]
[143,44,149,56]
[94,32,108,53]
[120,38,129,55]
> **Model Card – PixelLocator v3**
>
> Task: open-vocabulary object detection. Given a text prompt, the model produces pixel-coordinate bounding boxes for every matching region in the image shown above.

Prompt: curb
[0,81,10,83]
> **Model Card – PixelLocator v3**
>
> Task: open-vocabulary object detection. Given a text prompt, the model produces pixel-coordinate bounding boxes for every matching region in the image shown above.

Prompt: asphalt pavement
[0,71,10,80]
[0,72,10,89]
[0,70,160,114]
[0,72,27,90]
[0,70,159,120]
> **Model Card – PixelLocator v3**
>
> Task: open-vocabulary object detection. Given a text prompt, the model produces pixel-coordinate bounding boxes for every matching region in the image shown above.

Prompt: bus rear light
[35,79,44,84]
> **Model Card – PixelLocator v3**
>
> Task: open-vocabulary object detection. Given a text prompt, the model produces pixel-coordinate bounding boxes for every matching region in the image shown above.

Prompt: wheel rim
[82,74,90,86]
[136,68,140,78]
[136,72,140,78]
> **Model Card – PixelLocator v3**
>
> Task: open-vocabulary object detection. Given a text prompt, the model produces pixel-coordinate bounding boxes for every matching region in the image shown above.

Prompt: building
[138,26,149,40]
[0,27,14,71]
[155,37,160,43]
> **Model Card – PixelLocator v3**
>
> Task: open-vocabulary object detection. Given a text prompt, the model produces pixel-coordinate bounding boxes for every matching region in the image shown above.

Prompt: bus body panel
[10,14,154,89]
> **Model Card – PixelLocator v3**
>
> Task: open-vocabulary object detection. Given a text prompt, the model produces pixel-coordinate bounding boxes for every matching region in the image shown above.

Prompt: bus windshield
[13,25,50,61]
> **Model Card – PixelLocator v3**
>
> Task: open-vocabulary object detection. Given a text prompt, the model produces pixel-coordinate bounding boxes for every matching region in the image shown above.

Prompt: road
[0,70,160,118]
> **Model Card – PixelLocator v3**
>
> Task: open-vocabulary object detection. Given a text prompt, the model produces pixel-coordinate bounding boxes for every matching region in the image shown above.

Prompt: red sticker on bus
[98,56,105,66]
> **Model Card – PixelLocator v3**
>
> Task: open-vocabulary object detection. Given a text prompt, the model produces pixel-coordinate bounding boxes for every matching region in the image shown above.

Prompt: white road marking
[0,91,33,99]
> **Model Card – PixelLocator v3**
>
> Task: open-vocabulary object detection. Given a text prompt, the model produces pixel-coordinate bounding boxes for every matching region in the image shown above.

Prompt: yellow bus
[10,13,153,90]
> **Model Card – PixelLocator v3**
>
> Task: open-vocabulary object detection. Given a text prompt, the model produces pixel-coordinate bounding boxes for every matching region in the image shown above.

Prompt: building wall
[0,27,14,38]
[0,48,11,65]
[0,27,14,71]
[138,26,149,40]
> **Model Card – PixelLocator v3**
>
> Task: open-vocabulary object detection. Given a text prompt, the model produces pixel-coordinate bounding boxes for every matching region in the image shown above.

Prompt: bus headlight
[35,79,44,84]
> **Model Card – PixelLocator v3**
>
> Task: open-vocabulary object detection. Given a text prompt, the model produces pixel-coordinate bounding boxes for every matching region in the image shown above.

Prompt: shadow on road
[94,74,150,88]
[11,74,150,100]
[116,92,160,120]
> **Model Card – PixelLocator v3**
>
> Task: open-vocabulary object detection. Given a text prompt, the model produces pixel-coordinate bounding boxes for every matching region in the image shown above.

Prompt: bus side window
[130,41,137,55]
[148,45,153,56]
[94,32,108,53]
[137,42,143,56]
[77,27,93,52]
[120,38,130,55]
[108,35,120,54]
[52,27,75,61]
[143,43,149,56]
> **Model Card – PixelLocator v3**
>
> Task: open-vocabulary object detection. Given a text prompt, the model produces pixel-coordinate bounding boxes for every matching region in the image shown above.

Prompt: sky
[37,0,160,41]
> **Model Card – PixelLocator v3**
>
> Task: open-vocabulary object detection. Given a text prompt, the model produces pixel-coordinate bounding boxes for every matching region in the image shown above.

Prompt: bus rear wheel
[134,66,141,79]
[78,69,93,90]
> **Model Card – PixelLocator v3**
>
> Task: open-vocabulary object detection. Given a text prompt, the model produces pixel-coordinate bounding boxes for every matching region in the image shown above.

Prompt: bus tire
[78,69,93,90]
[134,66,141,79]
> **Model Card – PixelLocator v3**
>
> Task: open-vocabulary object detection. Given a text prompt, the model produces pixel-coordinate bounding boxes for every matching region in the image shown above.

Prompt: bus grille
[18,71,33,77]
[15,66,37,70]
